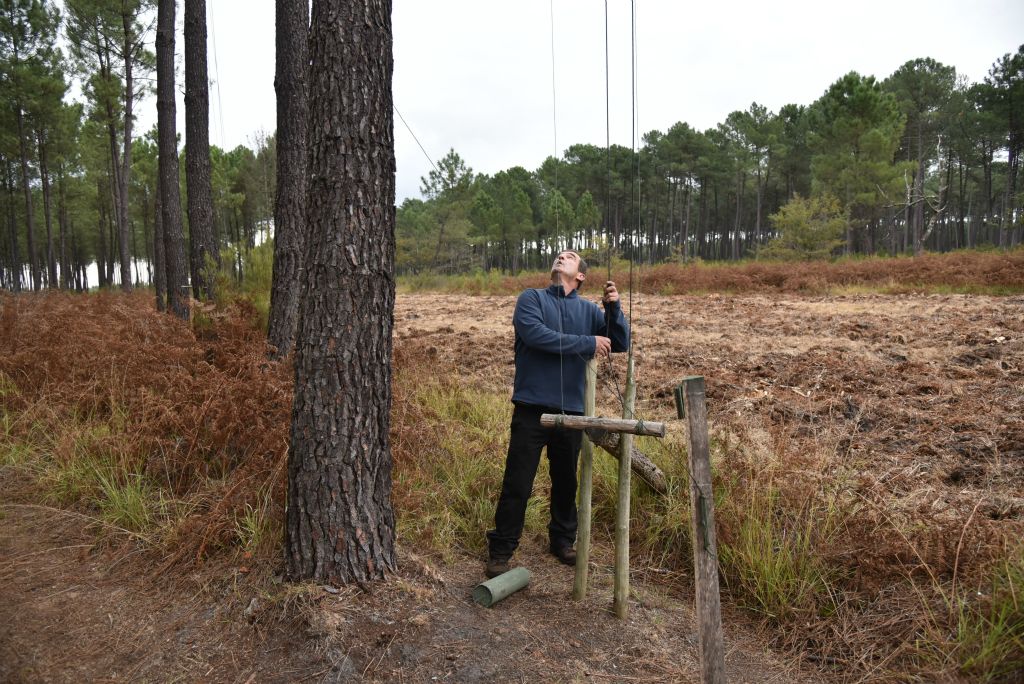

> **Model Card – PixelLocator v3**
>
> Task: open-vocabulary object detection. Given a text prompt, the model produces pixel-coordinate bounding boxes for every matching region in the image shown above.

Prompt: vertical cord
[628,0,637,332]
[603,0,612,341]
[550,0,559,250]
[551,0,565,415]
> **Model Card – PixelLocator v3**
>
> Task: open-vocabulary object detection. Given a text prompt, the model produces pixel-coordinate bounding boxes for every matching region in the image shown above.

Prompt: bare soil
[0,502,802,683]
[395,291,1024,521]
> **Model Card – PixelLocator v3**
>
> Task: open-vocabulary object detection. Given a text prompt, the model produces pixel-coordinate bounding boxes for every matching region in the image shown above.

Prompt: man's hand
[594,336,612,358]
[603,281,620,305]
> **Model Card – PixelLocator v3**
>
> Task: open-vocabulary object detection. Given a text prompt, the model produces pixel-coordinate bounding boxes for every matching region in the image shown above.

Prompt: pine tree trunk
[153,173,167,311]
[36,132,57,287]
[120,10,135,292]
[5,159,21,292]
[157,0,190,319]
[57,163,71,289]
[286,0,397,585]
[15,107,39,290]
[97,182,108,288]
[267,0,309,359]
[185,0,217,301]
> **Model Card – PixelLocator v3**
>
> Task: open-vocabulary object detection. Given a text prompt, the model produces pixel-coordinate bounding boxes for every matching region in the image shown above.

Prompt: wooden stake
[573,359,597,601]
[614,354,636,619]
[682,376,725,684]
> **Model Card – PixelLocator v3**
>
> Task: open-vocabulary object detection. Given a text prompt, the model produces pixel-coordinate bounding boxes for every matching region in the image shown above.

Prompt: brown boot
[550,545,577,566]
[485,556,511,578]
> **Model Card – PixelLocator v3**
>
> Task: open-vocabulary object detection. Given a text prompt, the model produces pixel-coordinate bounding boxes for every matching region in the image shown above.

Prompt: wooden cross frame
[539,355,657,620]
[542,365,725,684]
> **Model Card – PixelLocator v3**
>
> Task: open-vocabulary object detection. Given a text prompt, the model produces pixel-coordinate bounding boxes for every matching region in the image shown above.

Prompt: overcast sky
[142,0,1023,204]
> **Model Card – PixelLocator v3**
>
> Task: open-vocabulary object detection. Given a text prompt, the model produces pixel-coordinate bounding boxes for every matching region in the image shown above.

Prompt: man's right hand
[594,336,612,358]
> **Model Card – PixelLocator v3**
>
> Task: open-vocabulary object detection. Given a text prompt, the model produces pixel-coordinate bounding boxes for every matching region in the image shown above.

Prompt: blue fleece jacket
[511,284,630,413]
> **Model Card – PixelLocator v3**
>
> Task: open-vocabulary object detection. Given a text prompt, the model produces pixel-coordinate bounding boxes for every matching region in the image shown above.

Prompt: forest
[2,2,1023,681]
[2,0,1022,291]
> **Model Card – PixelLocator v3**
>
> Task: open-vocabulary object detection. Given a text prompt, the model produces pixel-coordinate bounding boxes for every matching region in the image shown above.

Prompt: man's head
[550,250,588,291]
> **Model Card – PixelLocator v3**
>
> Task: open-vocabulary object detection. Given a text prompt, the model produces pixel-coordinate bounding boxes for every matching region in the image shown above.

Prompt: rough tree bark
[118,7,137,293]
[157,0,190,319]
[286,0,397,585]
[15,106,38,290]
[153,173,166,311]
[5,160,21,291]
[184,0,217,301]
[58,162,71,290]
[266,0,309,359]
[36,131,57,287]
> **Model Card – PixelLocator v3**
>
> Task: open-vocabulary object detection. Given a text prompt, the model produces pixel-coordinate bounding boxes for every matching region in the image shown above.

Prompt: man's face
[551,251,583,280]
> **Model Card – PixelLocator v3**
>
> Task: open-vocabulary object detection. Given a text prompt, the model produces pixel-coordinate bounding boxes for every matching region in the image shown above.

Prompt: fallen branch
[586,428,668,495]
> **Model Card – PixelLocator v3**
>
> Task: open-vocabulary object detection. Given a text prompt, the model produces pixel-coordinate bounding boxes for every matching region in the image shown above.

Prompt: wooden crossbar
[539,414,666,438]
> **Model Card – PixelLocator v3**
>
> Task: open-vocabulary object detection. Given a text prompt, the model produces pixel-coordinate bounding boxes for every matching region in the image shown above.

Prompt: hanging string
[603,0,612,287]
[394,104,441,179]
[628,0,638,333]
[551,0,566,416]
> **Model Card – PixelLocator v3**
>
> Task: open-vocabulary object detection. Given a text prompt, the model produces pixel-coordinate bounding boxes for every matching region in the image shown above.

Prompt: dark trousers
[487,403,583,559]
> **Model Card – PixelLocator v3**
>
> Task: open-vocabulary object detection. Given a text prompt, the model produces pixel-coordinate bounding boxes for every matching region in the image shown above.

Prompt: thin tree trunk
[267,0,309,359]
[57,162,71,289]
[185,0,217,300]
[154,173,167,311]
[15,107,39,290]
[5,159,21,292]
[119,9,135,292]
[36,131,57,287]
[97,180,108,288]
[286,0,397,585]
[157,0,190,319]
[104,80,129,290]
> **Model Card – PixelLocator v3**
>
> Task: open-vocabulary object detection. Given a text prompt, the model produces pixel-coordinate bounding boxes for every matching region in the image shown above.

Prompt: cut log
[586,428,668,495]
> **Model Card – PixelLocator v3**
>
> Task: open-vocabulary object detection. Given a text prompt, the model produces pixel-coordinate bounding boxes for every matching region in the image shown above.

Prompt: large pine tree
[286,0,397,584]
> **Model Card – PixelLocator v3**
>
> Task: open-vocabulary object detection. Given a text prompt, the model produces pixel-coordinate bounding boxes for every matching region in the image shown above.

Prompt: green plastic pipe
[472,567,531,607]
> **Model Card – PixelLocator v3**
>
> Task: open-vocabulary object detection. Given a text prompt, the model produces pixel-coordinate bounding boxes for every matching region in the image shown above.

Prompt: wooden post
[681,376,725,684]
[614,354,636,619]
[573,359,597,600]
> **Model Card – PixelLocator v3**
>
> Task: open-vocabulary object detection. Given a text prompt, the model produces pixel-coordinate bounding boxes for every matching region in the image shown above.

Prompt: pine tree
[286,0,397,585]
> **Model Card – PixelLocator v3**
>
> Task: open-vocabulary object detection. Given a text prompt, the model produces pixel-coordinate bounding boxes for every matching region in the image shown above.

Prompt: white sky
[138,0,1023,204]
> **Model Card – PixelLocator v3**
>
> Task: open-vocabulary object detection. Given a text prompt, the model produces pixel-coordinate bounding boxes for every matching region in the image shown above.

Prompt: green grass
[234,494,279,554]
[717,485,841,622]
[951,552,1024,681]
[397,269,513,296]
[95,469,157,534]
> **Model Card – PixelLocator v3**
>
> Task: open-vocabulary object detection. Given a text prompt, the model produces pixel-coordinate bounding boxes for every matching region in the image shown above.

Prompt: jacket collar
[547,283,579,299]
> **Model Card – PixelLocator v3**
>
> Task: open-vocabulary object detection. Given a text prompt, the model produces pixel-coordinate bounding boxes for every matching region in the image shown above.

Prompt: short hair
[577,255,588,274]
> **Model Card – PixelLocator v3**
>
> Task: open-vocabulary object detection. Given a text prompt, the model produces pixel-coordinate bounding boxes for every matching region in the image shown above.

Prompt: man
[485,250,630,578]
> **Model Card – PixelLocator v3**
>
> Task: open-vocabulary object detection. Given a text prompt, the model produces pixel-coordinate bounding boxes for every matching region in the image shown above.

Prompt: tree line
[0,0,273,300]
[398,49,1023,273]
[3,3,1021,294]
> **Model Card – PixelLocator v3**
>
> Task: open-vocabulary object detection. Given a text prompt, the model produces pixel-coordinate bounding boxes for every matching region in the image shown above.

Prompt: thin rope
[603,0,612,286]
[621,0,640,423]
[208,0,226,148]
[550,0,559,246]
[394,104,441,178]
[551,0,565,416]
